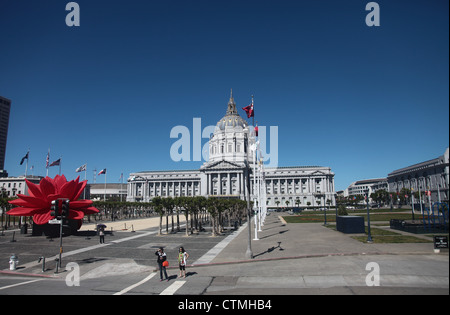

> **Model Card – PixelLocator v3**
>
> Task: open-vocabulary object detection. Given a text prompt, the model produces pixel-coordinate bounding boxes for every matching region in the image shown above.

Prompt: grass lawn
[282,213,416,223]
[283,216,435,244]
[350,235,432,244]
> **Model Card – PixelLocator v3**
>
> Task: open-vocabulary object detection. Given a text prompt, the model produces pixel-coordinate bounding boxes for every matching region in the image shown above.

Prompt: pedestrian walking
[155,247,169,282]
[99,228,105,244]
[178,246,189,278]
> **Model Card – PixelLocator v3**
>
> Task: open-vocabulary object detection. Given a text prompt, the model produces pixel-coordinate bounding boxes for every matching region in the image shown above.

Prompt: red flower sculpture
[8,175,99,227]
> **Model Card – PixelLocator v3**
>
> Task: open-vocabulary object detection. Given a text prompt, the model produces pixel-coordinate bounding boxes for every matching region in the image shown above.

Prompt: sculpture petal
[68,210,85,220]
[60,180,77,200]
[84,206,100,215]
[39,177,56,197]
[7,207,42,216]
[72,180,87,201]
[14,194,49,208]
[33,212,53,225]
[69,200,93,209]
[25,179,45,200]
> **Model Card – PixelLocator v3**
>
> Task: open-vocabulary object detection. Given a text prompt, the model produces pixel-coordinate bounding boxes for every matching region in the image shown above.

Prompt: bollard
[54,258,60,274]
[10,231,16,242]
[38,256,46,272]
[131,224,135,233]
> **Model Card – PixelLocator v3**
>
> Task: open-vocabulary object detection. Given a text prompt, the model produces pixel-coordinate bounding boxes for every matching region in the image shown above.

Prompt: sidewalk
[210,212,442,264]
[79,216,186,232]
[193,212,449,294]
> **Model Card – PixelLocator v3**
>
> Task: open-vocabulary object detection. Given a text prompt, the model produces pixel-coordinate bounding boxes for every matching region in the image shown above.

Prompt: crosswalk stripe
[0,279,42,291]
[113,272,156,295]
[159,280,186,295]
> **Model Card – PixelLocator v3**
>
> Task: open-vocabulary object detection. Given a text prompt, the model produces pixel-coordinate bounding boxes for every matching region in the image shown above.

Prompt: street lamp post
[243,130,253,259]
[365,189,373,243]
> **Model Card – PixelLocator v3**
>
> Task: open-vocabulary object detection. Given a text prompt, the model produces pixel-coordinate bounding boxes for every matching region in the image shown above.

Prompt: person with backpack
[177,246,189,278]
[155,247,169,282]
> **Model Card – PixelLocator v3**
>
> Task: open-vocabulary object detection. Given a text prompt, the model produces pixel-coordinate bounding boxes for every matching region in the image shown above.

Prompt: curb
[0,269,56,278]
[186,250,447,268]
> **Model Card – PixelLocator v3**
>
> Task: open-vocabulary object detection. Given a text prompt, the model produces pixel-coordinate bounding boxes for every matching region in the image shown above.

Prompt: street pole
[244,131,253,259]
[246,167,253,259]
[59,216,63,268]
[252,142,258,241]
[366,190,373,243]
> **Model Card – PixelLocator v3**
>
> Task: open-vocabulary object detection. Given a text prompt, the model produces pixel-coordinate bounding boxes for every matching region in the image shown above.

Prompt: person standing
[99,228,105,244]
[178,247,189,278]
[155,247,169,282]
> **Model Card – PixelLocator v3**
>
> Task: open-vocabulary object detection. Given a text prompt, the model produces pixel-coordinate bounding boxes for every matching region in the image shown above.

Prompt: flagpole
[104,172,107,202]
[84,164,87,199]
[251,95,255,127]
[24,149,29,178]
[46,148,50,177]
[120,173,123,202]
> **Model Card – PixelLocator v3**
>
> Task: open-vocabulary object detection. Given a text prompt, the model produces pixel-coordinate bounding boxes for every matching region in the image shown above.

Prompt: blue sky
[1,0,448,191]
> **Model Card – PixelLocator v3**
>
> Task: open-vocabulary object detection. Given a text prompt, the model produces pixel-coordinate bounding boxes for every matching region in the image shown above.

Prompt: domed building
[199,90,255,199]
[208,89,250,165]
[128,91,336,209]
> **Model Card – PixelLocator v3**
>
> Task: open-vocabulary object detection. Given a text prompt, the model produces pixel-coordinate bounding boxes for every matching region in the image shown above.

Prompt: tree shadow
[259,230,288,240]
[253,242,284,258]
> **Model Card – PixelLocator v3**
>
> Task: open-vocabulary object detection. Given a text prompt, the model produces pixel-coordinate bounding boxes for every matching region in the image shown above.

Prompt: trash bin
[20,223,28,234]
[9,254,19,271]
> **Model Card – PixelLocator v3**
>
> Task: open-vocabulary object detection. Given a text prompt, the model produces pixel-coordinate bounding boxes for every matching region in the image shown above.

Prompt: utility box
[336,216,365,234]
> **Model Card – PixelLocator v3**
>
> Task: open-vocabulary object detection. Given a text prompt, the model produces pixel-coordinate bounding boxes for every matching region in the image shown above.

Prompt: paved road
[1,213,448,296]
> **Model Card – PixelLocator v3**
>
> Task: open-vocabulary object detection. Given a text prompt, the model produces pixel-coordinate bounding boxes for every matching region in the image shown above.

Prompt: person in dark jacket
[155,247,169,281]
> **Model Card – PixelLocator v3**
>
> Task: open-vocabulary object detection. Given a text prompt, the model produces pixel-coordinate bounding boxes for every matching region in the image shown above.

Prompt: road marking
[0,279,42,291]
[193,222,247,265]
[113,272,157,295]
[18,230,158,270]
[160,280,186,295]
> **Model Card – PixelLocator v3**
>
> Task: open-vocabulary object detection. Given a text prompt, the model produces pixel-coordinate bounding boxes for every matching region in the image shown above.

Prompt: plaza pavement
[0,212,448,295]
[187,212,449,294]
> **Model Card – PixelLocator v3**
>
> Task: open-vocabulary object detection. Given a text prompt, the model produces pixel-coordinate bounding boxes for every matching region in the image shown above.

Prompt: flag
[254,125,259,137]
[119,173,123,181]
[20,151,29,165]
[49,158,61,167]
[46,150,50,168]
[98,168,106,175]
[242,104,254,118]
[76,164,87,172]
